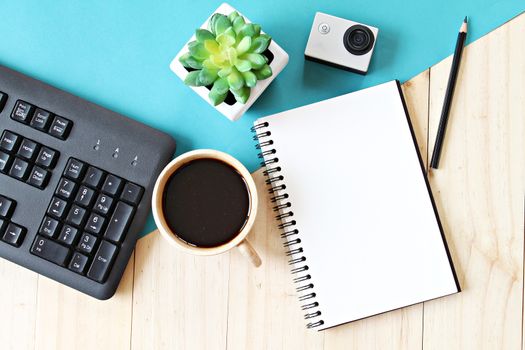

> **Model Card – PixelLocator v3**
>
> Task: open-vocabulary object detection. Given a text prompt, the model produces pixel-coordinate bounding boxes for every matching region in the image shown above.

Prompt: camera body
[305,12,379,74]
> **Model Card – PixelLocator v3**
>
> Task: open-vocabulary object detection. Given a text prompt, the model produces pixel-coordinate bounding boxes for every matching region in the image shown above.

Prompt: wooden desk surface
[1,13,524,350]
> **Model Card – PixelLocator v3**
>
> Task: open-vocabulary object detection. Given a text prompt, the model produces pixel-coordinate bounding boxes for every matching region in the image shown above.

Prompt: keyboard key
[87,240,118,283]
[0,92,7,112]
[39,216,61,238]
[77,232,98,254]
[66,205,87,227]
[101,174,123,196]
[11,100,34,124]
[63,158,86,180]
[30,108,52,131]
[68,252,89,274]
[2,223,26,247]
[35,147,58,169]
[0,219,5,234]
[0,131,21,153]
[75,185,95,208]
[9,157,30,180]
[49,115,72,140]
[0,151,12,173]
[27,166,50,189]
[17,138,39,161]
[0,195,16,218]
[31,235,70,266]
[120,182,144,206]
[85,213,105,235]
[55,177,77,199]
[58,224,80,246]
[47,196,68,219]
[93,194,114,216]
[83,166,105,189]
[104,202,134,243]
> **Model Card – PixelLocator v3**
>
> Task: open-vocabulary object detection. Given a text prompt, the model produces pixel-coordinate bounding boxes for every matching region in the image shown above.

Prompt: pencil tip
[460,16,468,33]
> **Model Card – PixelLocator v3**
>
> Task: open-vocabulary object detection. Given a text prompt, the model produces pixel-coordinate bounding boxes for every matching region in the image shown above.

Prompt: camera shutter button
[318,23,330,34]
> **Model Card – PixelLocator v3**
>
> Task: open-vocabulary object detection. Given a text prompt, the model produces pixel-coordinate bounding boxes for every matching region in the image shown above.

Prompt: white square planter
[170,3,289,121]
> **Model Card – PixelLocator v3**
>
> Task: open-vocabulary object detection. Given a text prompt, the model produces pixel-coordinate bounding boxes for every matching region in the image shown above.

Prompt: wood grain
[423,14,525,350]
[0,13,524,350]
[131,231,229,350]
[32,256,135,350]
[403,69,431,166]
[0,260,38,350]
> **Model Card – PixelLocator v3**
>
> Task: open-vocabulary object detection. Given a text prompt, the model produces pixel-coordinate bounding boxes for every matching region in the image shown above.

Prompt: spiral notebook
[253,80,460,330]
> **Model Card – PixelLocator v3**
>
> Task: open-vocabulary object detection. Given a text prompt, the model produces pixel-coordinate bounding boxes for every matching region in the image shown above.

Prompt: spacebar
[31,235,70,266]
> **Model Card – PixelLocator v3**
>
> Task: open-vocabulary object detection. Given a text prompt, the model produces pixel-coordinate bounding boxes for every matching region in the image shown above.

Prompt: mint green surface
[0,1,523,236]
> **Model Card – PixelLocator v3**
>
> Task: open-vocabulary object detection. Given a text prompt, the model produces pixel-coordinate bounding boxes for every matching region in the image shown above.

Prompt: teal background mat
[0,1,523,236]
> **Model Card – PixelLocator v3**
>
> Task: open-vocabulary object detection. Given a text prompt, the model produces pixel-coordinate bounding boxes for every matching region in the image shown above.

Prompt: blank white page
[255,81,459,330]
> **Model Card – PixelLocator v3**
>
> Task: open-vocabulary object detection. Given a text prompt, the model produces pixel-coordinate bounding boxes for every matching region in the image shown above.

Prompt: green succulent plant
[179,11,273,105]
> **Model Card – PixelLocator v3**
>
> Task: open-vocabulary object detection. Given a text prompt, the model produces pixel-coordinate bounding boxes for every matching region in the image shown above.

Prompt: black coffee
[162,158,251,248]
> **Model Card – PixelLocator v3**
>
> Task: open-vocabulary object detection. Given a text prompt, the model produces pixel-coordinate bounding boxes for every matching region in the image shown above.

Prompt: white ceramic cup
[152,149,261,267]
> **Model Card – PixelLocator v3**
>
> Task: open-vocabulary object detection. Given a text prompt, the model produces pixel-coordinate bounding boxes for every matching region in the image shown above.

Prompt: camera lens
[343,25,374,55]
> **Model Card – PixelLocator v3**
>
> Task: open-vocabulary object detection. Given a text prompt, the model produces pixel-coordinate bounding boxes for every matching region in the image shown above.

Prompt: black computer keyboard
[0,65,176,299]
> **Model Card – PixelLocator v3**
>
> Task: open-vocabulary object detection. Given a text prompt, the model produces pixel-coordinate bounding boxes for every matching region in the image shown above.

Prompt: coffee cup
[152,149,261,267]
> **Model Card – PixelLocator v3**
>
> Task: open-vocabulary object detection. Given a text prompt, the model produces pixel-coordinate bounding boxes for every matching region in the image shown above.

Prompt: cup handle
[237,239,262,267]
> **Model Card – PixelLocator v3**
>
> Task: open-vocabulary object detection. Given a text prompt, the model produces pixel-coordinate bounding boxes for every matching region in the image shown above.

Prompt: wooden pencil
[430,16,468,169]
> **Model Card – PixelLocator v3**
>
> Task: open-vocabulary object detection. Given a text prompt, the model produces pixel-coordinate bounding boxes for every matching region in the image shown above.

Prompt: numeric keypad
[33,158,143,284]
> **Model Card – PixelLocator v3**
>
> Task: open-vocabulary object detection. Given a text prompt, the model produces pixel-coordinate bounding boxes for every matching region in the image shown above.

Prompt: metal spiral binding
[251,122,325,330]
